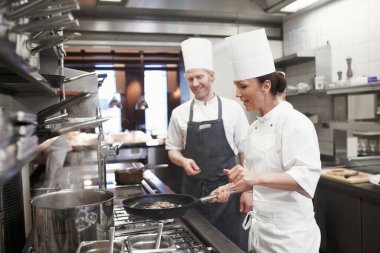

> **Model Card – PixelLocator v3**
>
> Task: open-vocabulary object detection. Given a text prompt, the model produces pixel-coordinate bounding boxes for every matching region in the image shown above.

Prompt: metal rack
[0,38,56,96]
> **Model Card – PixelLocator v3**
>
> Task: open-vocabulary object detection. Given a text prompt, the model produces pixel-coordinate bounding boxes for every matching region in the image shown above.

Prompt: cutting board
[321,168,372,184]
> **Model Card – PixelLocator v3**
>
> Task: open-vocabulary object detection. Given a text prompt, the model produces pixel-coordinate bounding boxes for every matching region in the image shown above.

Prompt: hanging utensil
[37,92,91,125]
[31,32,81,55]
[108,227,115,253]
[35,117,111,141]
[155,223,164,249]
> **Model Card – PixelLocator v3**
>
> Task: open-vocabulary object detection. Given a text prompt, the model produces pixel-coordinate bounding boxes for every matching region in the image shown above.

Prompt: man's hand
[182,158,201,176]
[239,191,253,213]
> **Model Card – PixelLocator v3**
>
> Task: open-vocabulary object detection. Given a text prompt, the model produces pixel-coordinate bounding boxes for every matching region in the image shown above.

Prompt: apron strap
[189,99,195,122]
[217,96,222,120]
[243,210,259,251]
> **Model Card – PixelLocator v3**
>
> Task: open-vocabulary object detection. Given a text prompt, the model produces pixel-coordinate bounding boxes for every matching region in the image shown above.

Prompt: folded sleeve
[282,120,321,199]
[234,105,249,153]
[165,110,184,151]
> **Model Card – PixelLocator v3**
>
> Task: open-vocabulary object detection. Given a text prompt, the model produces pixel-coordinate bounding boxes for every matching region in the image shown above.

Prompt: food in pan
[140,201,181,209]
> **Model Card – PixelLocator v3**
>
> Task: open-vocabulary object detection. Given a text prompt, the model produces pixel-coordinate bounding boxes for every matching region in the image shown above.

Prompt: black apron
[182,96,248,252]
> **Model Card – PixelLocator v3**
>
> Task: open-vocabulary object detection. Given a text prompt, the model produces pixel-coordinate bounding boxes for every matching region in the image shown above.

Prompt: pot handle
[138,163,169,172]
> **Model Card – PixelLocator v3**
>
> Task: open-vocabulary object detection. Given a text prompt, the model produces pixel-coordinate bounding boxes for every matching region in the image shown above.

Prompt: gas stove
[113,205,213,253]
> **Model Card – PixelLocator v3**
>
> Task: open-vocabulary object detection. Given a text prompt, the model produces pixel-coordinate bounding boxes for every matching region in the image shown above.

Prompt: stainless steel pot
[31,189,114,253]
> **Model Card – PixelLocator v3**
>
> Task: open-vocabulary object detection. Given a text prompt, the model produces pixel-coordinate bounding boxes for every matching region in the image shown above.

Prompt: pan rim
[122,193,196,210]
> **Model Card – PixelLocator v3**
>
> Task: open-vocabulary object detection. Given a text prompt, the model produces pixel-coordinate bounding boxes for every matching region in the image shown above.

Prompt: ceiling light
[280,0,320,13]
[97,0,128,6]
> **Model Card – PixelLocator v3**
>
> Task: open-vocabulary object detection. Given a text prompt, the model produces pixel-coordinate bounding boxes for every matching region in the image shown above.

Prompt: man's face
[185,68,215,101]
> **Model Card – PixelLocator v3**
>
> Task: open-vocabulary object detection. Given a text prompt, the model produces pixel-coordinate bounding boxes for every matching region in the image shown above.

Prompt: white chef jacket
[165,95,249,155]
[242,101,321,253]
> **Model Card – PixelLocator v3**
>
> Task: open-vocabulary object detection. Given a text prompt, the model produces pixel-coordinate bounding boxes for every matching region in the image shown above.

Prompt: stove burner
[113,206,211,253]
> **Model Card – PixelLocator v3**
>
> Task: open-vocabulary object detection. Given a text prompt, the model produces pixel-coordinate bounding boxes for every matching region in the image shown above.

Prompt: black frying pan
[122,194,216,220]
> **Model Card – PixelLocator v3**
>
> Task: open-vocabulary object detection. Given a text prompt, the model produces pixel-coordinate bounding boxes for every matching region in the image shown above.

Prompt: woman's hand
[239,191,253,213]
[182,158,201,176]
[224,165,257,192]
[210,185,232,203]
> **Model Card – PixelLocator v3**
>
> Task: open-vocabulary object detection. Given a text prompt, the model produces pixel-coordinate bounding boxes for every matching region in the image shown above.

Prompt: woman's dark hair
[256,72,287,96]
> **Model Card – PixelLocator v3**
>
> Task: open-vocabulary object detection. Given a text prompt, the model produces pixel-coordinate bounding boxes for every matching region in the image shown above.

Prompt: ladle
[109,227,115,253]
[155,222,164,249]
[120,240,125,253]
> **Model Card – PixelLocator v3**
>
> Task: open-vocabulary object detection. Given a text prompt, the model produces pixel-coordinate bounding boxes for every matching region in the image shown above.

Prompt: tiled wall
[283,0,380,83]
[284,0,380,157]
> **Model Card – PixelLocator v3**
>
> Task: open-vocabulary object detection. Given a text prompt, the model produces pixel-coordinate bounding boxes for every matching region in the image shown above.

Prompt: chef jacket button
[255,127,257,130]
[270,124,273,127]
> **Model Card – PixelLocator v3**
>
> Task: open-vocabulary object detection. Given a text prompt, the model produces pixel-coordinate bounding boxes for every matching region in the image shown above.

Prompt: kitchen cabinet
[362,199,380,253]
[316,176,380,253]
[320,185,361,253]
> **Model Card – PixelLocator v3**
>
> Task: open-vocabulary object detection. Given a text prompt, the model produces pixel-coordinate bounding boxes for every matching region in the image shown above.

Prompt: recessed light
[280,0,320,13]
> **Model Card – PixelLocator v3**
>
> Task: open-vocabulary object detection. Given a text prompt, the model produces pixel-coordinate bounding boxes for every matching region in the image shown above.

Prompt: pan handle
[199,194,217,202]
[199,188,240,203]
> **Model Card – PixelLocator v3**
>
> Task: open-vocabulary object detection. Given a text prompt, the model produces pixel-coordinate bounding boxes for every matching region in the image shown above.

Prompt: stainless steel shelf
[331,121,380,132]
[286,82,380,96]
[286,89,325,96]
[274,51,315,68]
[0,38,56,96]
[326,82,380,95]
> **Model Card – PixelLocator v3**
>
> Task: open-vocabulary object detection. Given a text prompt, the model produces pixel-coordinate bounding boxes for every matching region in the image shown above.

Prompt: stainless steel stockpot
[31,189,114,253]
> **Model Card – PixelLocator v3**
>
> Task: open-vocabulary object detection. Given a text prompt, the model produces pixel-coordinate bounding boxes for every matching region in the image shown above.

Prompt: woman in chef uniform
[166,38,249,251]
[211,29,321,253]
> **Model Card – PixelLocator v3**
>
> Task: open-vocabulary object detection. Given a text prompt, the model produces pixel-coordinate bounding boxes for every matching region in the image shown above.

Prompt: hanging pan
[35,117,111,141]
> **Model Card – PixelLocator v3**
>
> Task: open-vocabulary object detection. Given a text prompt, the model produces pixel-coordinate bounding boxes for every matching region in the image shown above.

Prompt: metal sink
[76,240,122,253]
[128,234,175,253]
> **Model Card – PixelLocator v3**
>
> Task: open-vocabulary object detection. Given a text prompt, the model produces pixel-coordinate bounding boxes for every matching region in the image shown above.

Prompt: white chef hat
[181,38,213,71]
[225,28,275,81]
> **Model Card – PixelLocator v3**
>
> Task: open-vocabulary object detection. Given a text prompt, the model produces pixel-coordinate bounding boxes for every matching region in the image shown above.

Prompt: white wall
[283,0,380,82]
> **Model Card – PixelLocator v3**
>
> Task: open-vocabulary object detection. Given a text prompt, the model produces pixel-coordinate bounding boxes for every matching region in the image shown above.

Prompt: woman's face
[185,68,215,101]
[234,78,266,112]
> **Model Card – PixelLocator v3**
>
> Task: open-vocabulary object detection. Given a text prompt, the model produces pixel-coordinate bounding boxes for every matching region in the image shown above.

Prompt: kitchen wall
[283,0,380,84]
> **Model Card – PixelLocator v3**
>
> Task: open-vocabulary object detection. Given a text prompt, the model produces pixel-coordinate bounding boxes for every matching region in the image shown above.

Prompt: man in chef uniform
[165,38,249,251]
[211,29,321,252]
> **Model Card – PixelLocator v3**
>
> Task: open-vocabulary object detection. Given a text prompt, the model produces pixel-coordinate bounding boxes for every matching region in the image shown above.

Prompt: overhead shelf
[0,38,56,96]
[286,82,380,96]
[274,51,315,68]
[286,89,325,97]
[326,82,380,95]
[331,121,380,132]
